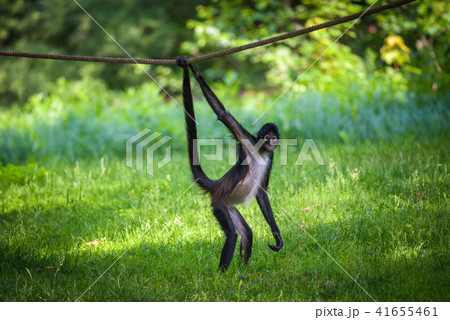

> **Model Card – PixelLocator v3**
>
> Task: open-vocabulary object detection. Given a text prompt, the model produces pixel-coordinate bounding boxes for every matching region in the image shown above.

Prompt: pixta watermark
[126,129,325,176]
[126,129,172,176]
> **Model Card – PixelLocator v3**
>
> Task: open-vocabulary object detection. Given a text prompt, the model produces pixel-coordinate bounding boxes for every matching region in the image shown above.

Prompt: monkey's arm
[256,191,283,252]
[188,63,254,144]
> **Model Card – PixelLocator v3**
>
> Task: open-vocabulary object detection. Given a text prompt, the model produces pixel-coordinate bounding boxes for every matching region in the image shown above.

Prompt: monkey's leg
[229,207,253,265]
[212,204,238,271]
[256,192,283,251]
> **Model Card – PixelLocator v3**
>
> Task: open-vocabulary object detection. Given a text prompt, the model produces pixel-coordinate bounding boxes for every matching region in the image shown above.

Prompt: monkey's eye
[264,135,270,142]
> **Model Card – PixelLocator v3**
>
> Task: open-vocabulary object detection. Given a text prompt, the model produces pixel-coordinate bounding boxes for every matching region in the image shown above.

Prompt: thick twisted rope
[0,0,416,65]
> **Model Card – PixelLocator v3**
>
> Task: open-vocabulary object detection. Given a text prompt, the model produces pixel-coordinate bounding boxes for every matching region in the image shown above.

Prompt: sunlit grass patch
[0,138,448,301]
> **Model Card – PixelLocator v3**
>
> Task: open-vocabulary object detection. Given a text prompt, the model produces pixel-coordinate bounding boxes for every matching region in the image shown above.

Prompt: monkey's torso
[227,152,272,206]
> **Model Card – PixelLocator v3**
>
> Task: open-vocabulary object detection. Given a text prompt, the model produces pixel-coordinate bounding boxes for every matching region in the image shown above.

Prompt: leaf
[298,241,303,249]
[300,220,309,230]
[82,237,106,248]
[301,204,320,212]
[415,191,426,200]
[380,35,411,66]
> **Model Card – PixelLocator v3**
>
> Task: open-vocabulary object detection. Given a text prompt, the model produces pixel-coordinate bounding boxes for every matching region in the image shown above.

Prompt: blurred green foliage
[0,0,206,104]
[181,0,449,95]
[0,0,448,105]
[0,0,449,165]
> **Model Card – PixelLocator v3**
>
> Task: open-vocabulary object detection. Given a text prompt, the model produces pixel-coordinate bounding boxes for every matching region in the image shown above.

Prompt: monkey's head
[257,123,280,152]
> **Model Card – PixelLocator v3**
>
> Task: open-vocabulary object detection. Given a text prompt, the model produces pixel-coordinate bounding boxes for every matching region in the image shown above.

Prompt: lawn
[1,136,448,301]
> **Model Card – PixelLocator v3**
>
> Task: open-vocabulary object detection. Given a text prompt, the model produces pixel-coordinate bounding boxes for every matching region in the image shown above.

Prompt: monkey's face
[263,132,278,151]
[257,123,280,152]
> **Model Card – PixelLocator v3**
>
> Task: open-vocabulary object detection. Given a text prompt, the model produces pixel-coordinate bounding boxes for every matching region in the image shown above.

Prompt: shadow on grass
[1,197,448,302]
[1,144,449,301]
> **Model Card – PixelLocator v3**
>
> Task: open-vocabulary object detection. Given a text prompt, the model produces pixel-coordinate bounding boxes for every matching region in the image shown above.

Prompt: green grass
[0,137,448,301]
[0,74,449,301]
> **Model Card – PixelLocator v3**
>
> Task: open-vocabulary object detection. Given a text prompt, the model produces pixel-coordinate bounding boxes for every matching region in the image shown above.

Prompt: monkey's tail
[181,66,214,192]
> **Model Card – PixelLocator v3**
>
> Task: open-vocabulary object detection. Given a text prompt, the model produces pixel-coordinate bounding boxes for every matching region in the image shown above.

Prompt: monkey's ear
[176,56,190,68]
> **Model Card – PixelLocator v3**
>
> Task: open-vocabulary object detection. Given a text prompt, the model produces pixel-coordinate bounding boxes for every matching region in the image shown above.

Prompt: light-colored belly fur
[228,154,270,205]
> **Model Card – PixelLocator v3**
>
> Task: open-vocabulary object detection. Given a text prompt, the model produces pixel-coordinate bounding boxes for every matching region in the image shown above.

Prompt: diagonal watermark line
[252,178,377,302]
[71,0,198,125]
[72,1,173,103]
[252,1,379,126]
[75,179,199,302]
[272,199,377,302]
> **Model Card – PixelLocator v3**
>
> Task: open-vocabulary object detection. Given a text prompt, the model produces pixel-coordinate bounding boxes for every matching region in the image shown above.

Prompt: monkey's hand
[176,56,190,68]
[268,232,283,252]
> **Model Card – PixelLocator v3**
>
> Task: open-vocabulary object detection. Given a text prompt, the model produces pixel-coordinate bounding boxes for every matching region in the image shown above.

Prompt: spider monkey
[176,56,283,271]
